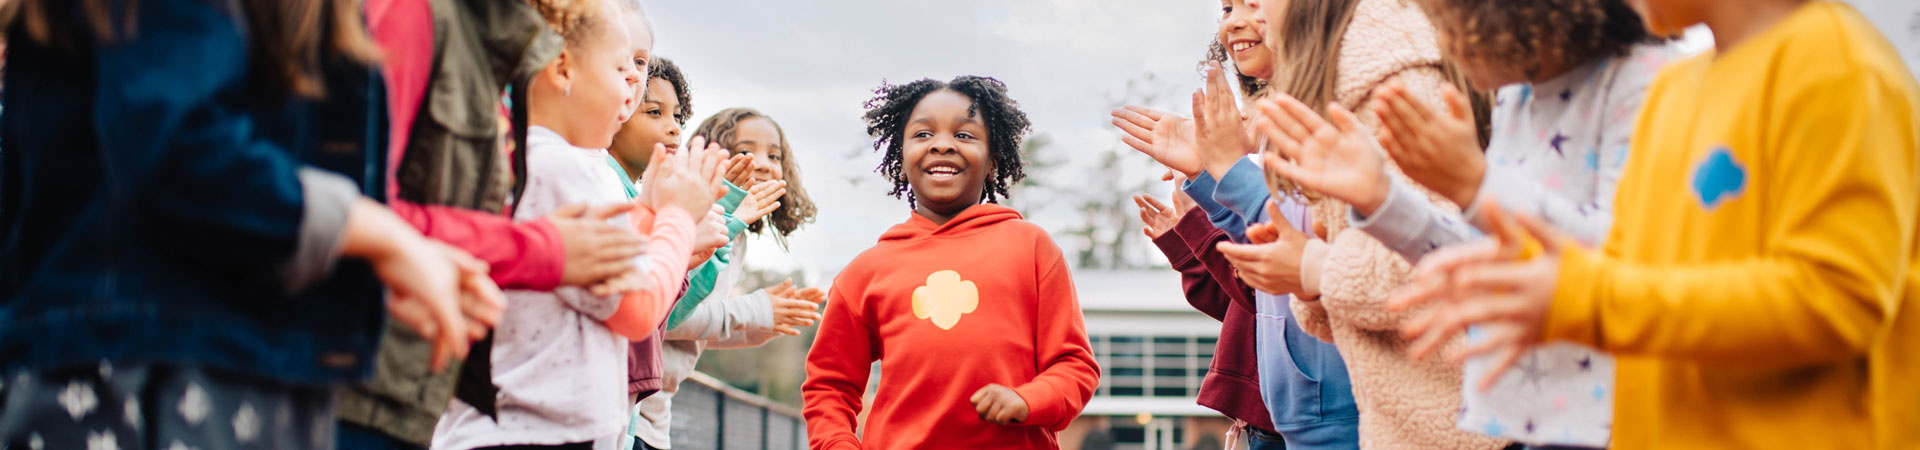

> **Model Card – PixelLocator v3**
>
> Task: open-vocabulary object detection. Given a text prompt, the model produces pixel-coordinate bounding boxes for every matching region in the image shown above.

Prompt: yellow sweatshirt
[1541,2,1920,449]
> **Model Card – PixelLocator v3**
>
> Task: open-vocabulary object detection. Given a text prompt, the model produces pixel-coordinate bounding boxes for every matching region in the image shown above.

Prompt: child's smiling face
[903,89,993,217]
[733,117,787,186]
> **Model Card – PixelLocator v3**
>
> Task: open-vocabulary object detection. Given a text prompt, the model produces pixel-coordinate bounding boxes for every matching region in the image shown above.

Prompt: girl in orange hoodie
[801,76,1101,450]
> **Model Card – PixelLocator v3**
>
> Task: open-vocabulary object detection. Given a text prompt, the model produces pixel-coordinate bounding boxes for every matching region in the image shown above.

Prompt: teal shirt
[602,155,748,330]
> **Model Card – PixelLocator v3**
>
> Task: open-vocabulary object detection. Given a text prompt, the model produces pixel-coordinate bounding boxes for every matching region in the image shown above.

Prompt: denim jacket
[1183,160,1362,449]
[0,0,390,385]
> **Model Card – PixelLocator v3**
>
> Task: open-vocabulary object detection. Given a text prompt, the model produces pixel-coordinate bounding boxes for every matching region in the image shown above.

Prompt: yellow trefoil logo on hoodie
[912,270,978,330]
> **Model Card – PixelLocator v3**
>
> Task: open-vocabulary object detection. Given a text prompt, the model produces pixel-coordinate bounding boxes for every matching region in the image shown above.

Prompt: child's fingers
[1273,95,1331,135]
[1189,90,1208,128]
[1384,92,1432,136]
[1392,85,1438,123]
[1387,271,1451,313]
[1478,200,1539,259]
[1375,114,1413,160]
[1474,343,1527,393]
[989,402,1014,424]
[461,274,506,328]
[1324,102,1366,135]
[1253,116,1303,162]
[1404,307,1460,361]
[1254,99,1311,144]
[1110,113,1157,142]
[1511,210,1566,254]
[1205,62,1234,109]
[1441,86,1474,121]
[1450,263,1533,297]
[1140,195,1171,214]
[1262,154,1318,192]
[1122,105,1167,122]
[1119,134,1154,155]
[1407,240,1502,285]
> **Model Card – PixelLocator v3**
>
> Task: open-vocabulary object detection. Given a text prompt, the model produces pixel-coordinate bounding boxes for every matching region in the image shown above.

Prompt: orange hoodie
[803,204,1100,449]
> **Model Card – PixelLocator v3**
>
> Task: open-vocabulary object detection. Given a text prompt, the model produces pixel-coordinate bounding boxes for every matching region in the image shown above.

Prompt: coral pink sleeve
[603,205,696,340]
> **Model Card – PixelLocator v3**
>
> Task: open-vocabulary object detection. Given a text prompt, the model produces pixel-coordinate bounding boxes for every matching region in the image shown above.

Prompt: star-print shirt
[802,204,1099,450]
[1348,42,1675,447]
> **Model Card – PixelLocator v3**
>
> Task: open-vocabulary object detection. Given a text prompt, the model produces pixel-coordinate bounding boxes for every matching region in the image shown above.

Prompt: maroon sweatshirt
[1151,209,1277,434]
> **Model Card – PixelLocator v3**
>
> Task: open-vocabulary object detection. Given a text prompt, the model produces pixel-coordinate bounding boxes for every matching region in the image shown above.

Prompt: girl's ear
[546,49,574,93]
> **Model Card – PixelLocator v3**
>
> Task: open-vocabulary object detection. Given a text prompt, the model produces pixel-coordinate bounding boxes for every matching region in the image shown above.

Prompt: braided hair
[861,76,1032,208]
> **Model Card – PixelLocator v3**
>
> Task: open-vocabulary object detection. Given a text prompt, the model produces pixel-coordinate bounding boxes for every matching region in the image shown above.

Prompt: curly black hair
[645,56,693,126]
[1203,37,1270,99]
[1413,0,1655,81]
[862,76,1032,209]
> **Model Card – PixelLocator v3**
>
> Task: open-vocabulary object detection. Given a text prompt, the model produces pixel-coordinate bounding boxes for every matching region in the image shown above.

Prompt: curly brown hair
[690,108,818,245]
[646,57,693,126]
[1413,0,1653,81]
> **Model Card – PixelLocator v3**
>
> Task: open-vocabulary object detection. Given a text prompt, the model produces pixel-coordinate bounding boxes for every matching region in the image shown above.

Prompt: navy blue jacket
[0,0,391,385]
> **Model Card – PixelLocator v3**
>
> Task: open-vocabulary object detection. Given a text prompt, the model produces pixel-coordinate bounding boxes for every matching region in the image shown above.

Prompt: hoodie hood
[879,203,1023,242]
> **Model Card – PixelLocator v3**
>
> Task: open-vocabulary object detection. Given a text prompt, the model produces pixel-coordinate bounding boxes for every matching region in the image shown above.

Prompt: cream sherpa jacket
[1286,0,1508,448]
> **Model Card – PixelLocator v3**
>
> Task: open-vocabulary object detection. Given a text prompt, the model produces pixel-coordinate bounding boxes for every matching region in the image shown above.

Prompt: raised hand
[1252,95,1392,215]
[1374,81,1486,207]
[1112,106,1202,177]
[694,205,730,255]
[548,203,646,286]
[1135,194,1181,239]
[1215,200,1315,297]
[1195,62,1254,177]
[736,180,787,226]
[969,383,1031,425]
[764,279,824,336]
[643,136,727,218]
[1389,200,1566,391]
[723,153,755,188]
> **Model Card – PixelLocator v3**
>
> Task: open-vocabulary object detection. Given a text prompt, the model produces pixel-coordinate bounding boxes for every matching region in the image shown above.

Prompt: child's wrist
[342,198,414,261]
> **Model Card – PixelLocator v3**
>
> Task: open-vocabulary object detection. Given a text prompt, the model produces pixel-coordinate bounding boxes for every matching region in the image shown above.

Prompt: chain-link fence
[667,372,806,450]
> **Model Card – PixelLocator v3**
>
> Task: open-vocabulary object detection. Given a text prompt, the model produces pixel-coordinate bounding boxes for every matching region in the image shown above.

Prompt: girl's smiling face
[903,89,993,217]
[731,117,787,185]
[1219,0,1273,80]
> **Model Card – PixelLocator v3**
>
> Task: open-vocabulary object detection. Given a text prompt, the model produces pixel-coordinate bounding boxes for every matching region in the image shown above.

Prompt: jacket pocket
[1256,295,1322,427]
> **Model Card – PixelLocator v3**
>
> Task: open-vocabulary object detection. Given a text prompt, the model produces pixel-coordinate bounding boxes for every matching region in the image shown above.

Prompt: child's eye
[1221,5,1232,17]
[912,131,933,139]
[770,153,784,162]
[956,131,976,140]
[646,108,663,116]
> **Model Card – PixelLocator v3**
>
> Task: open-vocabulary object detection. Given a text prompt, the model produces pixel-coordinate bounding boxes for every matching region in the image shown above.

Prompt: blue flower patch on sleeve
[1691,146,1747,209]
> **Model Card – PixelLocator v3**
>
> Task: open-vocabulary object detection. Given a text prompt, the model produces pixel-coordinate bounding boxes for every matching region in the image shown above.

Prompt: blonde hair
[525,0,606,45]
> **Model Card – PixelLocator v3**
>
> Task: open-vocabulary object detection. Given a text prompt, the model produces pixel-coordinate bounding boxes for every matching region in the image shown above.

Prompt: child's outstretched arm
[597,203,697,340]
[1010,240,1101,431]
[1543,75,1918,366]
[599,141,726,340]
[803,286,878,450]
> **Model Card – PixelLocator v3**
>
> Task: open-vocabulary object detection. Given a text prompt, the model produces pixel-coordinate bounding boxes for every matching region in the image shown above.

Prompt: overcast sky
[642,0,1919,288]
[643,0,1223,286]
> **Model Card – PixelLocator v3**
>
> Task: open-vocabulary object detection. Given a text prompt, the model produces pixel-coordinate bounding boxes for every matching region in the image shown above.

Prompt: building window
[1089,334,1218,398]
